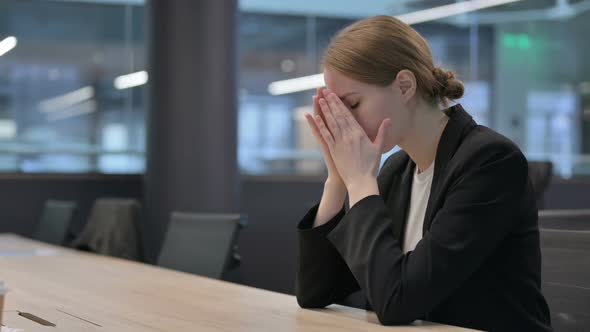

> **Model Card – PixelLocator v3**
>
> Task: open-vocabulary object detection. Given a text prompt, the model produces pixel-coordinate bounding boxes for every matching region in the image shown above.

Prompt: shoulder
[451,125,528,183]
[460,125,526,164]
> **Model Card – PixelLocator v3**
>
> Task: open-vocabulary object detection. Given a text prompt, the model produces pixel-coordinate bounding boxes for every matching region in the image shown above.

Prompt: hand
[304,88,345,188]
[313,89,391,206]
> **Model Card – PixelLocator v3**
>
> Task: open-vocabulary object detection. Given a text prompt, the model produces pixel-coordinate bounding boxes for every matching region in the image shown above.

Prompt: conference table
[0,234,476,331]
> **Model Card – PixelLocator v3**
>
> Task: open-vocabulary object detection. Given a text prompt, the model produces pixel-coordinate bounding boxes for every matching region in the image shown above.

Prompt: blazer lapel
[422,104,477,233]
[389,159,415,244]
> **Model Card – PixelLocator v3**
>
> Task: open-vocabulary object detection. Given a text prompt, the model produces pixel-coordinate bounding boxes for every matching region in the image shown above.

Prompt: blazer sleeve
[326,145,528,325]
[295,203,361,308]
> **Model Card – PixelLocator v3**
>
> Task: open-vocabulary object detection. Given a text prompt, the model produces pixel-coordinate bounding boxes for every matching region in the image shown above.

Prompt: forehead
[323,67,366,95]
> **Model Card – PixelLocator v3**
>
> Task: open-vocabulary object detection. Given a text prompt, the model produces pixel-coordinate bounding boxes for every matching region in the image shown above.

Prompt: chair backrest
[539,210,590,332]
[34,200,77,245]
[157,212,242,280]
[72,198,143,261]
[528,161,553,209]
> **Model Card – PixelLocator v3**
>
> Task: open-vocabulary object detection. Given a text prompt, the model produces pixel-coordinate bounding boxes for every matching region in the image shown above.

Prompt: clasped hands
[304,87,391,207]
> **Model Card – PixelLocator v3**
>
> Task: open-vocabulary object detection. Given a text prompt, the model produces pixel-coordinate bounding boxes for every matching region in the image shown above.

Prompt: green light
[517,34,531,49]
[502,34,517,48]
[502,33,531,50]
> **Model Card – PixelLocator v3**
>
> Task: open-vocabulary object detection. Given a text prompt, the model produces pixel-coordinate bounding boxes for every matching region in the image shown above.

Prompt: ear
[394,69,416,102]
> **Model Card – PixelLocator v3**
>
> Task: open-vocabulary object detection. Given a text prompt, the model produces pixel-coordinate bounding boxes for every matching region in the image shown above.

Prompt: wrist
[325,177,346,192]
[346,176,379,207]
[345,175,377,192]
[322,178,347,209]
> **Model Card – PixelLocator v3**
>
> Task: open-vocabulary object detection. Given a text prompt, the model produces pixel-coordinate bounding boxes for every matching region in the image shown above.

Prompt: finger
[328,93,364,135]
[373,118,391,151]
[323,89,359,133]
[317,87,324,99]
[318,97,342,140]
[313,94,328,129]
[313,95,320,117]
[304,112,325,146]
[325,92,352,133]
[314,114,335,147]
[344,110,366,137]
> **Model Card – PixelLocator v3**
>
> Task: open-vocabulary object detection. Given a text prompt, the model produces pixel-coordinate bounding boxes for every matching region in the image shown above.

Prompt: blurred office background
[2,0,590,176]
[0,0,588,324]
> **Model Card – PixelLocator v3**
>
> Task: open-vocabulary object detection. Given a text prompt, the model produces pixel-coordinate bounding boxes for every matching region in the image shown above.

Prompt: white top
[402,161,435,254]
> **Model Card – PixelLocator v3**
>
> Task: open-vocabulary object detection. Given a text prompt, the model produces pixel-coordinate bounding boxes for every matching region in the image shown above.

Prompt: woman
[295,16,552,332]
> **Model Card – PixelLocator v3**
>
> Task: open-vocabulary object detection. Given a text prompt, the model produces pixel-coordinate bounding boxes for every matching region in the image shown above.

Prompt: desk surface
[0,234,475,331]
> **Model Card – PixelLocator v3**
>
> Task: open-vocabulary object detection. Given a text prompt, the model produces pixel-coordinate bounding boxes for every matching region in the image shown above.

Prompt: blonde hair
[323,15,464,106]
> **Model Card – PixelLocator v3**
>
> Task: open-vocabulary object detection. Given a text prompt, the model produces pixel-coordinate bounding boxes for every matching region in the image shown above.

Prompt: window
[237,0,590,177]
[0,0,145,173]
[2,1,589,177]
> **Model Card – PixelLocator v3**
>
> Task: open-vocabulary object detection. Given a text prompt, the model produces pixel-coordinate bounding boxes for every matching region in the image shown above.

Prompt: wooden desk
[0,234,475,331]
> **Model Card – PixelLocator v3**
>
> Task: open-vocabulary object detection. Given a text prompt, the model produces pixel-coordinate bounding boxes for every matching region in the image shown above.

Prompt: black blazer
[296,104,552,332]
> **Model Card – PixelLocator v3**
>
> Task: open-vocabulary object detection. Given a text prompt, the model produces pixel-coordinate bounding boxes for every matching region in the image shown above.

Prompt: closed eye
[349,102,360,110]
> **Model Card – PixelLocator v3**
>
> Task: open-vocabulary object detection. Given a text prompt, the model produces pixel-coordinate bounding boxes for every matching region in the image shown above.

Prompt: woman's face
[323,67,413,153]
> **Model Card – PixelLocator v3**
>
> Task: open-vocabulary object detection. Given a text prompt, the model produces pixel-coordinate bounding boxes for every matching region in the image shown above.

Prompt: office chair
[539,210,590,332]
[158,212,245,280]
[34,200,77,245]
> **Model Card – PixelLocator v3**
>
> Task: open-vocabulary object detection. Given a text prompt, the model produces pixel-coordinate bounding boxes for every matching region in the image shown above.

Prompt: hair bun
[432,67,464,101]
